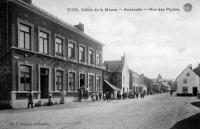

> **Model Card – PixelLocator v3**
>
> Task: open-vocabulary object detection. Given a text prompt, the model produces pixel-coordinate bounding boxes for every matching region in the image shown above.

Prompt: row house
[129,70,147,94]
[0,0,104,108]
[103,54,129,94]
[140,74,153,94]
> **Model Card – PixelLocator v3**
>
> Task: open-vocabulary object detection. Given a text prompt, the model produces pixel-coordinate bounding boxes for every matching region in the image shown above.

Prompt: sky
[33,0,200,79]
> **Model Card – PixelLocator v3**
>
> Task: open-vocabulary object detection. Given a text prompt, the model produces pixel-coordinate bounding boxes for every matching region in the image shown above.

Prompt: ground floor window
[55,70,63,91]
[182,87,188,93]
[69,72,75,91]
[96,76,100,92]
[19,65,31,91]
[88,75,94,91]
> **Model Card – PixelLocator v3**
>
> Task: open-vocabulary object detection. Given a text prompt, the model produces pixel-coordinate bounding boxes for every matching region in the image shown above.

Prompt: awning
[104,80,122,92]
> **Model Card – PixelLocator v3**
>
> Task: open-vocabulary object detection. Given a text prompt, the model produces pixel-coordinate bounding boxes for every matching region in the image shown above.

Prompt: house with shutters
[0,0,104,108]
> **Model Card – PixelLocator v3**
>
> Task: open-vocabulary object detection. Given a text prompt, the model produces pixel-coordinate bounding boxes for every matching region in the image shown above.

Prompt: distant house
[152,74,170,93]
[129,70,147,94]
[152,74,163,93]
[176,65,200,96]
[103,54,129,94]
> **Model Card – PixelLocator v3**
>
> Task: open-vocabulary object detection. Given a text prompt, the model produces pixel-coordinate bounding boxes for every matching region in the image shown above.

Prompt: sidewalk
[0,93,158,114]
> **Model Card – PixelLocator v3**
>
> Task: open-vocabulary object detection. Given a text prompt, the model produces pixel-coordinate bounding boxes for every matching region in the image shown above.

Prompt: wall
[177,67,200,94]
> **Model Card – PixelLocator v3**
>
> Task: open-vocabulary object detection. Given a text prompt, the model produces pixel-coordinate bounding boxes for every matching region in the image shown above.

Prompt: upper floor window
[88,49,94,65]
[39,31,49,54]
[183,78,187,84]
[55,37,63,56]
[55,70,63,91]
[68,42,75,59]
[68,72,75,91]
[187,73,190,77]
[79,46,85,62]
[19,65,31,91]
[96,52,101,66]
[19,24,31,50]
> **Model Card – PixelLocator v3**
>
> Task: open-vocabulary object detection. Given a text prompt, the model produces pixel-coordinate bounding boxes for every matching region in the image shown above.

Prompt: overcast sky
[33,0,200,79]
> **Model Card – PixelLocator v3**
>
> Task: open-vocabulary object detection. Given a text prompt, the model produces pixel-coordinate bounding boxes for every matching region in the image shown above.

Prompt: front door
[193,87,198,96]
[40,68,49,98]
[80,74,85,88]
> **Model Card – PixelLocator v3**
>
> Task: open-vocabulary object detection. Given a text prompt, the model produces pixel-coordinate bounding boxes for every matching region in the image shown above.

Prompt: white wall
[122,59,129,93]
[176,67,200,94]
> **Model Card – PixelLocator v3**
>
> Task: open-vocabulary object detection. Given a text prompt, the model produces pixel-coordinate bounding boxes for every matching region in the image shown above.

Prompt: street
[0,94,200,129]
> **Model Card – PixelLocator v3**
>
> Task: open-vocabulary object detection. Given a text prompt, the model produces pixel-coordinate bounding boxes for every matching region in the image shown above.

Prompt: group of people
[102,91,146,102]
[103,92,115,102]
[27,89,65,109]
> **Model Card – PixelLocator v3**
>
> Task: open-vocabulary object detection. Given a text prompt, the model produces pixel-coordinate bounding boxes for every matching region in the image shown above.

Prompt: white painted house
[176,65,200,96]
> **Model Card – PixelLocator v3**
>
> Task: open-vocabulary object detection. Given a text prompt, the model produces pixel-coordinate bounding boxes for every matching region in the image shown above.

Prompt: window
[88,49,94,64]
[68,42,75,59]
[96,52,101,66]
[19,24,31,50]
[88,75,94,91]
[55,70,63,91]
[68,72,75,91]
[19,65,31,91]
[187,73,190,77]
[182,87,188,93]
[79,46,85,62]
[55,37,63,56]
[96,76,100,92]
[183,79,187,84]
[39,31,49,54]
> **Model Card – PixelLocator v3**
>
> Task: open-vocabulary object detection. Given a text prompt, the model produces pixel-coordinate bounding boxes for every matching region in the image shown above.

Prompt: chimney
[188,64,192,69]
[21,0,32,4]
[74,22,84,32]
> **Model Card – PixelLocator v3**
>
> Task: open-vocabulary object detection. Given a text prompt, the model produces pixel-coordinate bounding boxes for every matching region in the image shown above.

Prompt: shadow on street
[170,101,200,129]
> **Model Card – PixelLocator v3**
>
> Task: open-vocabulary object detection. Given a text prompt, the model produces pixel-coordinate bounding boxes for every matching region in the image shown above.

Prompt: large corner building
[0,0,104,108]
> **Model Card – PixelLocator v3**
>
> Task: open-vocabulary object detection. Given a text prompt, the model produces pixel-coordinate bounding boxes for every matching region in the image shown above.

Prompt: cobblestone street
[0,94,200,129]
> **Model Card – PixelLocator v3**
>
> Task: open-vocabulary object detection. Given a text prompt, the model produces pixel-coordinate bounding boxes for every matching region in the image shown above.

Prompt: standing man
[27,91,34,108]
[60,89,65,104]
[170,90,173,96]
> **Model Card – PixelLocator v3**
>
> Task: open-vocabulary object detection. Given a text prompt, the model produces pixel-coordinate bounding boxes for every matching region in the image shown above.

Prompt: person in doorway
[27,91,34,108]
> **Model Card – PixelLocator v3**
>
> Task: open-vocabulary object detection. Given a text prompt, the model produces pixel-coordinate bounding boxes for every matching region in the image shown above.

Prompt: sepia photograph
[0,0,200,129]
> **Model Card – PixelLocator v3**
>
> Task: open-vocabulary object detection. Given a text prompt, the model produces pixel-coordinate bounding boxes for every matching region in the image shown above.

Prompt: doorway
[40,68,49,98]
[193,87,198,96]
[80,74,85,88]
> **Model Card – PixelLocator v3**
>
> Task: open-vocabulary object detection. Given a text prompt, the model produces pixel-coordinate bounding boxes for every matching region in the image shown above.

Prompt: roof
[10,0,104,46]
[104,60,124,72]
[193,66,200,77]
[104,80,121,91]
[176,66,199,80]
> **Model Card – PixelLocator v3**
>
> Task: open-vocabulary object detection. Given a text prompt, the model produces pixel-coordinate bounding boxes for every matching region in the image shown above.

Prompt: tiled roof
[193,67,200,77]
[104,60,124,72]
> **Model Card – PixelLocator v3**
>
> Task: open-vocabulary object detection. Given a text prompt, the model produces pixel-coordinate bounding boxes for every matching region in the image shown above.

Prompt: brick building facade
[0,0,104,108]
